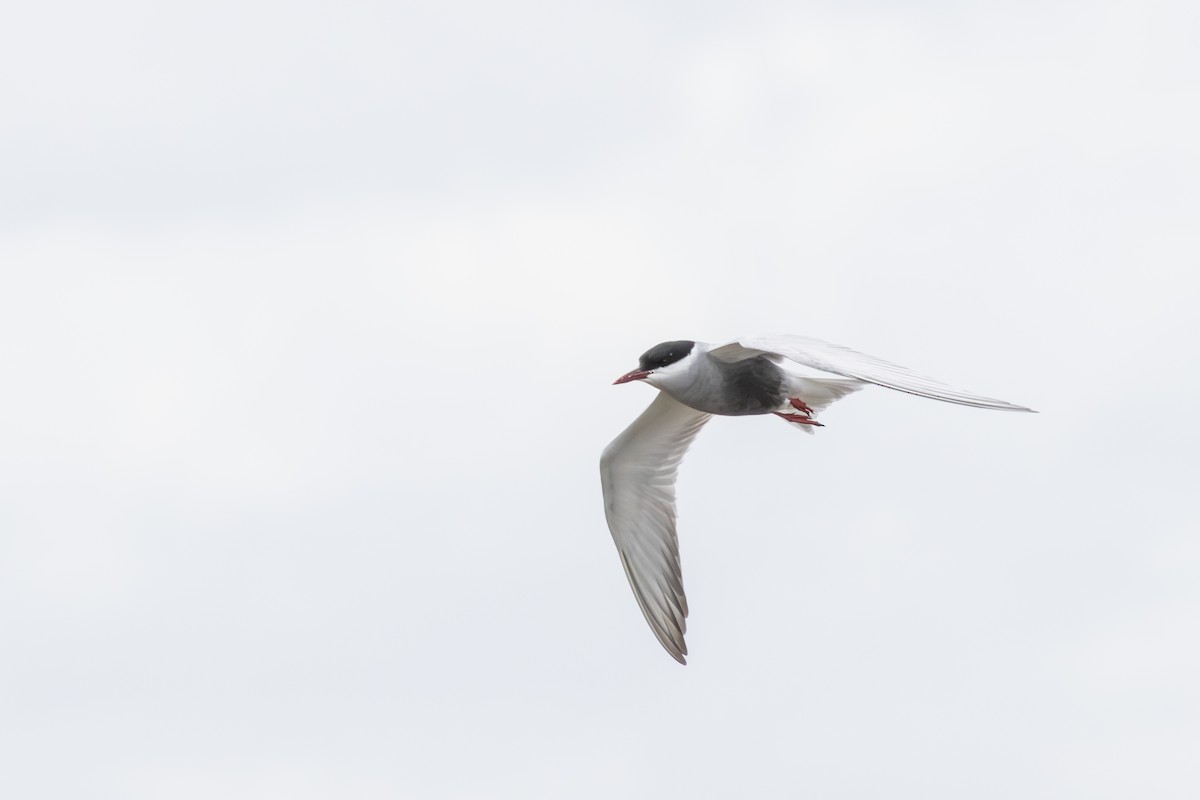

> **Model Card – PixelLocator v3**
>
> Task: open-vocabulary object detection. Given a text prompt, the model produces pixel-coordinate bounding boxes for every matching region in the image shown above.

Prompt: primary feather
[712,334,1034,412]
[600,392,710,663]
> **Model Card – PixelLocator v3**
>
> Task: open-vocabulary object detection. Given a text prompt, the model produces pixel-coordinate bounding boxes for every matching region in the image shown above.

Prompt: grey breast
[715,355,787,416]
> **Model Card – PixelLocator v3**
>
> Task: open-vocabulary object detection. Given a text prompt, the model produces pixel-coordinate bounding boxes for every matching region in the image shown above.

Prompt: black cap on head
[638,340,695,370]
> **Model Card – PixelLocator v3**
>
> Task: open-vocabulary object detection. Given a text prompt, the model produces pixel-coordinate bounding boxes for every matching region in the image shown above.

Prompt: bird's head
[613,340,697,388]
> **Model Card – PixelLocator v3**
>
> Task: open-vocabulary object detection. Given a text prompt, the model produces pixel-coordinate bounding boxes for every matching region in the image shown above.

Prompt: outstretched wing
[711,334,1035,412]
[600,392,712,664]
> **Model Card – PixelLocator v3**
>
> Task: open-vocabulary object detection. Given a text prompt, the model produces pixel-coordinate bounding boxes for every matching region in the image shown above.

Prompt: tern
[600,334,1034,664]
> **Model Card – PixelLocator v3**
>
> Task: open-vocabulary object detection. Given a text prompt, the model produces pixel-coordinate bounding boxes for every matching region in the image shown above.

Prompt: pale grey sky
[2,2,1198,798]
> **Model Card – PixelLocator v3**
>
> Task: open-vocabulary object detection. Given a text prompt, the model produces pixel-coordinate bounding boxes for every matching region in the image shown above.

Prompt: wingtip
[660,637,688,665]
[660,636,688,665]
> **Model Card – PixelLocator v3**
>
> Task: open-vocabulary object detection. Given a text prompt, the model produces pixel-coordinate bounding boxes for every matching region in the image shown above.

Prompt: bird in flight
[600,334,1034,664]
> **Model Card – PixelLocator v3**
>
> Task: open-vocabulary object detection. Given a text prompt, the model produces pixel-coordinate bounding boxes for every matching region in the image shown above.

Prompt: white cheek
[645,358,691,389]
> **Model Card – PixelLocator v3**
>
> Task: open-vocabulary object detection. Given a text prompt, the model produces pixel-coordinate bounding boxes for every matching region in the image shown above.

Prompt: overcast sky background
[2,1,1198,798]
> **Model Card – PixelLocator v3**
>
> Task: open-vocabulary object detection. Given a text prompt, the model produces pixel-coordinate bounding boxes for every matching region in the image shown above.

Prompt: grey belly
[716,357,787,415]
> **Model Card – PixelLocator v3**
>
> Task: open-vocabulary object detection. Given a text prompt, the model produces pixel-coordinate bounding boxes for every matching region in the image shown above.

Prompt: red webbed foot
[789,398,816,416]
[773,412,824,426]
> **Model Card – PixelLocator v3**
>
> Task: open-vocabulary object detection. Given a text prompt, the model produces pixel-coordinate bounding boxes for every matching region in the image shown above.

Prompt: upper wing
[600,391,712,664]
[711,334,1035,412]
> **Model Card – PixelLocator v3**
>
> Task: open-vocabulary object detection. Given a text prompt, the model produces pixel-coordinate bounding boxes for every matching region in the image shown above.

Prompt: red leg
[773,412,824,426]
[789,398,815,415]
